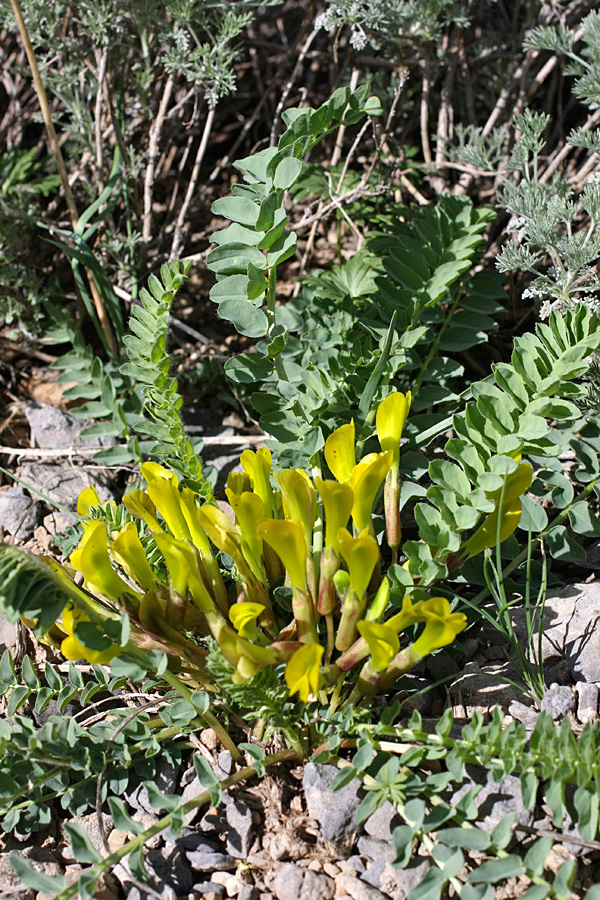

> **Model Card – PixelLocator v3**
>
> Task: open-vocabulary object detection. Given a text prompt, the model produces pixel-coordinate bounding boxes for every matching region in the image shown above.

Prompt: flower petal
[336,527,379,597]
[348,451,393,532]
[315,477,353,548]
[324,421,356,484]
[71,520,132,600]
[285,642,324,702]
[376,391,411,466]
[357,620,399,672]
[256,518,307,592]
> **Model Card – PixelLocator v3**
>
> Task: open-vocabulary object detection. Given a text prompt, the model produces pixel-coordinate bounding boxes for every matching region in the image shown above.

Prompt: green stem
[53,750,302,900]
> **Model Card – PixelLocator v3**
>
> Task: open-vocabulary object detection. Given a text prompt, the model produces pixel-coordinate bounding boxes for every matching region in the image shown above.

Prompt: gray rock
[17,462,115,513]
[126,886,176,900]
[225,797,254,859]
[576,682,599,723]
[186,843,236,873]
[68,812,113,853]
[452,766,532,833]
[450,661,530,711]
[218,749,234,778]
[508,700,539,727]
[0,487,43,538]
[362,857,431,900]
[511,582,600,683]
[0,614,18,653]
[191,881,226,897]
[271,863,334,900]
[25,405,116,450]
[238,886,260,900]
[541,684,576,719]
[145,844,194,895]
[126,760,180,816]
[336,873,387,900]
[337,856,366,876]
[364,801,402,843]
[356,835,394,863]
[302,763,361,849]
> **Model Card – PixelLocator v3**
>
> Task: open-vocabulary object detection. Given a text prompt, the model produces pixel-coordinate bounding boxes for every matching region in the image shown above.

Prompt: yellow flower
[348,451,393,532]
[336,528,379,597]
[315,477,353,548]
[77,486,101,518]
[122,489,162,532]
[143,465,191,542]
[226,490,265,581]
[153,532,215,614]
[411,596,467,659]
[241,448,276,518]
[277,469,317,546]
[376,391,411,467]
[324,421,356,483]
[227,471,251,496]
[71,520,133,601]
[256,518,307,592]
[357,620,399,672]
[486,462,533,504]
[285,642,324,702]
[229,602,265,639]
[463,497,523,559]
[60,605,120,665]
[110,522,156,592]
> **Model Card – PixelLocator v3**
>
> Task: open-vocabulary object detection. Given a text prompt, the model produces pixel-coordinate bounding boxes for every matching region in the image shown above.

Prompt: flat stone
[145,844,194,895]
[25,406,115,450]
[336,873,387,900]
[68,812,113,854]
[541,684,577,719]
[508,701,539,727]
[238,887,260,900]
[271,863,334,900]
[511,582,600,683]
[356,835,394,863]
[450,661,530,712]
[186,844,236,873]
[576,682,599,723]
[17,462,114,513]
[225,797,254,859]
[0,614,18,652]
[363,801,402,843]
[337,856,366,876]
[362,857,431,900]
[452,766,532,833]
[0,487,43,538]
[302,763,361,849]
[192,884,226,899]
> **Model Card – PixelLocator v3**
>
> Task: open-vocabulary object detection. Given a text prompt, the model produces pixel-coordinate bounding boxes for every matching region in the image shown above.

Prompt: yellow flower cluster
[64,391,531,704]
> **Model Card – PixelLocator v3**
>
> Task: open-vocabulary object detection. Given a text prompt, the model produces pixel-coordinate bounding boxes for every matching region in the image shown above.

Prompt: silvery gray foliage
[314,0,466,50]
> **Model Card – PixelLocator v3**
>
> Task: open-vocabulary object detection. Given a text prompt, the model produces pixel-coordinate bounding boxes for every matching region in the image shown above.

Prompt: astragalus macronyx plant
[8,390,535,718]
